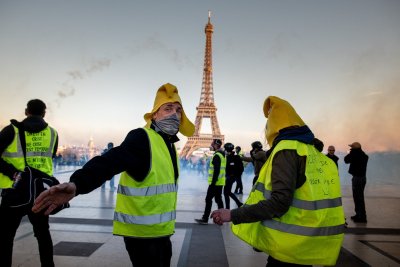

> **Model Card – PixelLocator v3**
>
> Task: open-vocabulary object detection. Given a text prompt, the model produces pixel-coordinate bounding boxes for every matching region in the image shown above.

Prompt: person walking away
[344,142,369,223]
[211,96,345,266]
[223,143,243,209]
[194,139,225,225]
[0,99,58,267]
[234,146,244,194]
[32,83,195,267]
[241,141,267,185]
[326,145,339,168]
[101,142,115,191]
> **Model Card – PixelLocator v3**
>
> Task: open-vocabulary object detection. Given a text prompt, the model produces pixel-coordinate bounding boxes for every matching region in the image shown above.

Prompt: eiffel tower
[180,11,224,159]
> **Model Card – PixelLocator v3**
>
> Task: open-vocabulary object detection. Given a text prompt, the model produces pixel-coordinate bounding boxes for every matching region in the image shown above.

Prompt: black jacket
[326,154,339,167]
[226,152,244,177]
[344,148,368,177]
[70,124,178,195]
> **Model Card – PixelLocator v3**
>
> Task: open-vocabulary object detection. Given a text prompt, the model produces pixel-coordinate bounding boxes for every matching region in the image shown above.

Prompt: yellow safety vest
[0,125,57,188]
[208,152,226,186]
[113,127,179,238]
[231,140,345,266]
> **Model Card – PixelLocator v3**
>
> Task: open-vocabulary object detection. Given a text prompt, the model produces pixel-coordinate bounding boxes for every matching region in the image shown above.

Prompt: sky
[0,0,399,153]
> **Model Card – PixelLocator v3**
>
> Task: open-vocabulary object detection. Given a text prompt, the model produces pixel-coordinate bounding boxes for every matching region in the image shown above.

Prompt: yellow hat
[144,83,195,137]
[263,96,305,146]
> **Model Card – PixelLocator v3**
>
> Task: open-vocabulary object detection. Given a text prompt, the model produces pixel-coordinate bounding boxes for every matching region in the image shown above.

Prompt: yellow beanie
[263,96,305,146]
[144,83,195,137]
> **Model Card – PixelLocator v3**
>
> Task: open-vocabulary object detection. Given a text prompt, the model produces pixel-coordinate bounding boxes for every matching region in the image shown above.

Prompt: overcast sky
[0,0,399,153]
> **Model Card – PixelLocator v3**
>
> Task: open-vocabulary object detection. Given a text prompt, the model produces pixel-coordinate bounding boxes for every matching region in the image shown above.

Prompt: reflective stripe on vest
[113,127,178,238]
[262,218,344,236]
[1,136,24,158]
[253,182,343,211]
[0,127,24,188]
[114,210,176,225]
[208,152,226,186]
[119,183,178,197]
[231,140,345,266]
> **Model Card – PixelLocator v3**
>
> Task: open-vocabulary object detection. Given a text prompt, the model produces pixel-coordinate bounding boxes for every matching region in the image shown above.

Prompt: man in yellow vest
[211,96,345,266]
[32,84,194,267]
[195,139,226,225]
[0,99,58,267]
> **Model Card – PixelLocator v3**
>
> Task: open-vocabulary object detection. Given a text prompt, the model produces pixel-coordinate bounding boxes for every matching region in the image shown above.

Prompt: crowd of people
[0,84,369,267]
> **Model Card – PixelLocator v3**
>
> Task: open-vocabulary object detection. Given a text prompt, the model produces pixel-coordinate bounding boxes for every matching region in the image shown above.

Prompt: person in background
[235,146,243,157]
[195,139,225,225]
[223,143,243,209]
[32,83,195,267]
[211,96,345,267]
[0,99,58,267]
[326,145,347,226]
[234,146,244,194]
[196,157,206,177]
[326,145,339,167]
[344,142,369,223]
[101,142,115,191]
[241,141,267,185]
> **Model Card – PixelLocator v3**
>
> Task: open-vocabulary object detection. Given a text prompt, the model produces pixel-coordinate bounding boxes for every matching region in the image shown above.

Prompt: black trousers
[202,185,224,220]
[234,174,243,193]
[0,205,54,267]
[124,236,172,267]
[266,255,312,267]
[223,175,242,209]
[352,176,367,219]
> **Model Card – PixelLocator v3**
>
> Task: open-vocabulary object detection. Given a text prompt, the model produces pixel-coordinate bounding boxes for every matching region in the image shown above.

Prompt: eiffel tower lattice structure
[180,11,224,159]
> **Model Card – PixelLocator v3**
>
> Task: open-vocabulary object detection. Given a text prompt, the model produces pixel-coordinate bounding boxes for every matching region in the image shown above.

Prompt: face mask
[154,113,180,136]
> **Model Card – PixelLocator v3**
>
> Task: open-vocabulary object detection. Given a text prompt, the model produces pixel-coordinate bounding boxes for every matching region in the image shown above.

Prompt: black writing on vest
[27,157,47,169]
[26,131,48,148]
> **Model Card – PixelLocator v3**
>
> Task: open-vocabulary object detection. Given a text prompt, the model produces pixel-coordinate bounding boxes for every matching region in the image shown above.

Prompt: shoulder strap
[16,124,28,166]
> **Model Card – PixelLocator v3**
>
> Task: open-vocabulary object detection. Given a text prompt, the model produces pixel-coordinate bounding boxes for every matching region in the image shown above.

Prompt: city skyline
[1,1,399,153]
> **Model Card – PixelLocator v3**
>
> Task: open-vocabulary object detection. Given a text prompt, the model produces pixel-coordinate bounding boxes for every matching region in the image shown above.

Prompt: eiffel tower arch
[180,11,224,159]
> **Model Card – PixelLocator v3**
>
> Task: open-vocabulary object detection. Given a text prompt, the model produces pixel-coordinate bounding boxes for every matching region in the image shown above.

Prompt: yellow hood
[144,83,195,137]
[263,96,305,146]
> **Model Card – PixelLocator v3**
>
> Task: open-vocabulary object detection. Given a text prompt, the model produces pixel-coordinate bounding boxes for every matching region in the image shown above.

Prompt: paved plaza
[6,166,400,266]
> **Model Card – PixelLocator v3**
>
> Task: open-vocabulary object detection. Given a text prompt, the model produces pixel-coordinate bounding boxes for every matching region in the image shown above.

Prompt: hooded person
[211,96,345,267]
[32,83,195,267]
[0,99,59,267]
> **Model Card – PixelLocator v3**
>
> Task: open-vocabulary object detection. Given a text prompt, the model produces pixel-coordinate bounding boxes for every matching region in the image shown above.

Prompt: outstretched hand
[32,182,77,215]
[210,209,232,225]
